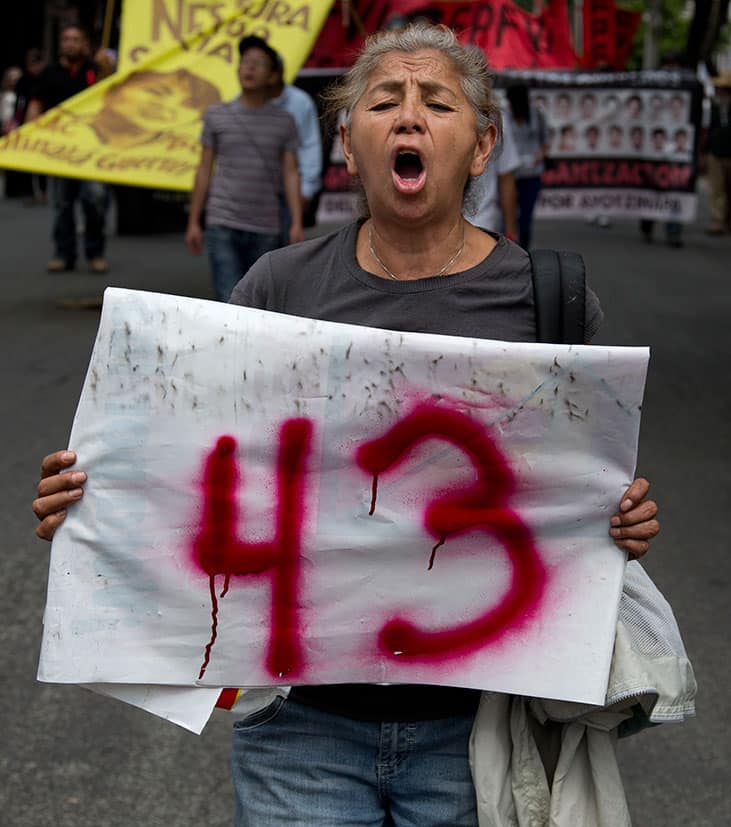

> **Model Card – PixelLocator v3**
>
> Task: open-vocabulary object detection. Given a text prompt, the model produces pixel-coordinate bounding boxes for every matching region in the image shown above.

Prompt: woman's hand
[609,477,659,560]
[32,451,87,541]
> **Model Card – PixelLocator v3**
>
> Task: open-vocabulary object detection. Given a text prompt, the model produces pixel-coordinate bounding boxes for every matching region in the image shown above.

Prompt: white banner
[537,188,697,221]
[40,289,649,730]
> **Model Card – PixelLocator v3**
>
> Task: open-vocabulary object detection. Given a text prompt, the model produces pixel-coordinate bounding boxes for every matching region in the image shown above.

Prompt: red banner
[582,0,616,69]
[304,0,578,71]
[612,7,642,70]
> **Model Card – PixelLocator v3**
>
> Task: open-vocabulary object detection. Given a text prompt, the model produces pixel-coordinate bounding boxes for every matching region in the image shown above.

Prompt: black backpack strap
[529,249,586,344]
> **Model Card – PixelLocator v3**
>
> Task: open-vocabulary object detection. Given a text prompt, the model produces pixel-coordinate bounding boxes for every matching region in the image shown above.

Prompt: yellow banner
[118,0,328,79]
[0,1,333,190]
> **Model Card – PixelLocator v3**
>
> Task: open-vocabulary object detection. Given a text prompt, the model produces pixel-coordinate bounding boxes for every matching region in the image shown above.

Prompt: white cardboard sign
[39,288,649,730]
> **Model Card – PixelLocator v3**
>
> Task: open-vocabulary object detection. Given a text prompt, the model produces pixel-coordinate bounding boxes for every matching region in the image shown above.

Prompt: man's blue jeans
[206,224,281,302]
[51,177,109,265]
[516,175,543,250]
[231,696,478,826]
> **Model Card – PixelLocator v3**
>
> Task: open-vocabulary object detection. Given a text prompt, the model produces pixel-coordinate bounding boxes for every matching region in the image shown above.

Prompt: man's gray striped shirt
[202,98,299,234]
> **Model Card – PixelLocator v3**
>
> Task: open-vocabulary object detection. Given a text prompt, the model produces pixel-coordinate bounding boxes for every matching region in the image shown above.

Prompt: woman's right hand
[32,451,87,541]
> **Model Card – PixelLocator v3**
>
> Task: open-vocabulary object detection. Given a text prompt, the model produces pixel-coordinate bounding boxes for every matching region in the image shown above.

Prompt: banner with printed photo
[522,70,703,222]
[315,69,703,226]
[0,1,333,189]
[39,288,649,731]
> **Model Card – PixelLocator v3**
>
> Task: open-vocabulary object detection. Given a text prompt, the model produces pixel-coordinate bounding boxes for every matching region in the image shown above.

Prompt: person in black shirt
[26,25,111,274]
[6,48,47,202]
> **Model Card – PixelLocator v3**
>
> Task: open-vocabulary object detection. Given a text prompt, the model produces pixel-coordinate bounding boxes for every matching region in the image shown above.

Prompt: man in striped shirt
[185,36,303,301]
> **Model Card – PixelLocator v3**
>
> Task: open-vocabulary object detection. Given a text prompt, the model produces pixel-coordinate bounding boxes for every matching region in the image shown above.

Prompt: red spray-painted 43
[192,402,546,680]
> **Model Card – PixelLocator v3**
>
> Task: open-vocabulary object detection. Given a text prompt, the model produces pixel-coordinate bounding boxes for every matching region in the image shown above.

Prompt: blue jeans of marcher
[206,224,281,302]
[51,177,109,264]
[278,193,291,248]
[231,696,478,826]
[516,175,543,250]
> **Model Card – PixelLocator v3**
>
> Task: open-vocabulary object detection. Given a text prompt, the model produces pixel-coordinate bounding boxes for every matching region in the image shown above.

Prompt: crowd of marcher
[3,23,730,296]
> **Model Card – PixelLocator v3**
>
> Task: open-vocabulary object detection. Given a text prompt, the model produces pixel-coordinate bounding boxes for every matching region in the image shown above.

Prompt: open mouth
[392,150,426,192]
[394,151,423,179]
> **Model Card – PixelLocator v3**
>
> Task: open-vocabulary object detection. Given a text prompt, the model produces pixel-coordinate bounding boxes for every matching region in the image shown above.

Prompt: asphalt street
[2,187,729,826]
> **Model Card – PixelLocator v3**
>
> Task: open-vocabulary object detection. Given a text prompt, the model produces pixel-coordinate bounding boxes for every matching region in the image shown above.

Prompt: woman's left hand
[609,477,659,560]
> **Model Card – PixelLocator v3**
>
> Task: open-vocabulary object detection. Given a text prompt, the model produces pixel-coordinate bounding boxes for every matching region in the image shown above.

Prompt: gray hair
[321,23,502,213]
[322,23,502,143]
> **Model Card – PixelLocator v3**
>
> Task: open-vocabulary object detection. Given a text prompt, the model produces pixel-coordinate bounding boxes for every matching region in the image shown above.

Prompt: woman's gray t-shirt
[231,220,602,344]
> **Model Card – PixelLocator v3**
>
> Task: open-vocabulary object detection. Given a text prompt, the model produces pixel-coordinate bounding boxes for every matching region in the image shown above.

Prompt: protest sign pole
[101,0,116,50]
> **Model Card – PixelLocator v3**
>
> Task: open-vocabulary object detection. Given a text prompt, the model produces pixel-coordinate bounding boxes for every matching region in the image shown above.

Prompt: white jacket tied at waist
[469,561,697,827]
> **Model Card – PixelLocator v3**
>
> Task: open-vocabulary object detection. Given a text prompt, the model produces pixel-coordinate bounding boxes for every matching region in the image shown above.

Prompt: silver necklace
[367,223,465,281]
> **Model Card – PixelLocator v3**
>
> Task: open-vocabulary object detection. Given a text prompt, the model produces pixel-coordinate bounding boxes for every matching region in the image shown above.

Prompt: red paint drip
[198,575,219,679]
[356,402,547,661]
[369,473,379,515]
[220,573,231,598]
[428,535,445,570]
[191,421,312,680]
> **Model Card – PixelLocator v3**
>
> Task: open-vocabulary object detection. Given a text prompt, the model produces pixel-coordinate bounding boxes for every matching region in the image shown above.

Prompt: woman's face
[341,49,494,226]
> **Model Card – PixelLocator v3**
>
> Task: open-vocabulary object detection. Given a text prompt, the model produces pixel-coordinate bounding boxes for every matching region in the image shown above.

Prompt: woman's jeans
[51,177,109,264]
[231,696,479,826]
[205,224,281,302]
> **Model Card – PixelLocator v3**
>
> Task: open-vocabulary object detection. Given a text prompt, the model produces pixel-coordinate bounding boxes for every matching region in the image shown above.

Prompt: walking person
[0,66,22,135]
[185,35,303,302]
[1,64,26,198]
[465,103,520,240]
[268,51,323,243]
[640,52,688,247]
[704,71,731,235]
[505,83,550,249]
[9,48,47,202]
[26,25,110,274]
[34,25,677,827]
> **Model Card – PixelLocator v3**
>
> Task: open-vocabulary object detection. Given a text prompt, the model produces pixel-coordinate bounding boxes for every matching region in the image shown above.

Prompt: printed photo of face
[625,95,643,119]
[649,93,665,120]
[674,128,689,153]
[554,93,572,119]
[630,125,645,151]
[580,93,597,120]
[651,127,668,153]
[584,125,601,151]
[88,69,221,148]
[558,124,576,152]
[603,94,620,112]
[608,124,624,150]
[669,94,686,122]
[533,94,548,112]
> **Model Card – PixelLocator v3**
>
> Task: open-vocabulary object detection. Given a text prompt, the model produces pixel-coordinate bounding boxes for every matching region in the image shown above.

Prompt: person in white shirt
[268,53,324,240]
[465,104,519,240]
